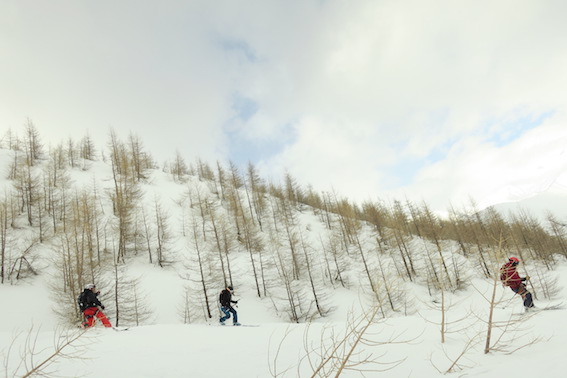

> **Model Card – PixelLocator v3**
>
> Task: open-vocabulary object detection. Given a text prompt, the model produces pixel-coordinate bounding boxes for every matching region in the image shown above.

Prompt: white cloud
[0,1,234,162]
[400,115,567,211]
[229,0,567,209]
[1,0,566,212]
[257,116,395,200]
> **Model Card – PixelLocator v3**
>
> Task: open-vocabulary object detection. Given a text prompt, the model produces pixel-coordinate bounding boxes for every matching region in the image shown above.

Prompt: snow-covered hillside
[2,264,567,377]
[1,142,567,377]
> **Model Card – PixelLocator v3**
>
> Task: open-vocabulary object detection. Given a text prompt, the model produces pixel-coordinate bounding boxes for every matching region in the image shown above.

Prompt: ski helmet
[509,257,520,264]
[85,283,96,290]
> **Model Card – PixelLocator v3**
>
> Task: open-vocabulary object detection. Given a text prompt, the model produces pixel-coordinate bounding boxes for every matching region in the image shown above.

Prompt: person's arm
[93,291,104,308]
[509,271,523,286]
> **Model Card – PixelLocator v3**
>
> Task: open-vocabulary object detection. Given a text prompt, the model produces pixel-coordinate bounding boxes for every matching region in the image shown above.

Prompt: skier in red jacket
[500,257,534,310]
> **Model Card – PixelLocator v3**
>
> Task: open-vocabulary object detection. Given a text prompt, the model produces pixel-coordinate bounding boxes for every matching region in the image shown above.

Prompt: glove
[525,276,530,281]
[235,300,238,304]
[100,305,105,310]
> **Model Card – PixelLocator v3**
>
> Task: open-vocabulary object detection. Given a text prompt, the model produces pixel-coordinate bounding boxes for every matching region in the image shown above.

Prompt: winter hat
[509,257,520,264]
[85,283,96,290]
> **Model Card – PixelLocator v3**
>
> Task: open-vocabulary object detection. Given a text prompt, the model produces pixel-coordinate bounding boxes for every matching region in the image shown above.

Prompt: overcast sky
[1,0,567,212]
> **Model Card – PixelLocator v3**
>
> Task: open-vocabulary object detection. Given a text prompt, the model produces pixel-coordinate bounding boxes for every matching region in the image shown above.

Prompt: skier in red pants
[500,257,535,311]
[78,284,112,328]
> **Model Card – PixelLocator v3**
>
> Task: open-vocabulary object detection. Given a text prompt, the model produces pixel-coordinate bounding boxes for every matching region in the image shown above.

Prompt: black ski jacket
[219,289,237,309]
[78,289,103,311]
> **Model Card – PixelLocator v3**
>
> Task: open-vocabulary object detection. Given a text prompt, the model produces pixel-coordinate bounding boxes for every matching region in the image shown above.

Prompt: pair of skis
[527,302,564,312]
[512,302,565,316]
[78,325,130,331]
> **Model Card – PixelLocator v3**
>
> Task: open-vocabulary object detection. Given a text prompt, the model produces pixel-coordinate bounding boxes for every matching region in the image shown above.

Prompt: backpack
[77,291,88,311]
[500,263,514,286]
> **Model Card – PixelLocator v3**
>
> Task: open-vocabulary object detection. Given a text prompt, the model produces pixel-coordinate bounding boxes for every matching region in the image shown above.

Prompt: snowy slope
[1,145,567,377]
[1,264,566,377]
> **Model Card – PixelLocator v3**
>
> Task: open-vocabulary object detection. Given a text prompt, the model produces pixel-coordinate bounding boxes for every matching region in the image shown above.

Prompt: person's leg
[514,285,534,309]
[85,316,95,328]
[523,291,534,308]
[219,307,231,323]
[229,307,238,324]
[83,314,95,328]
[96,310,113,327]
[83,308,97,328]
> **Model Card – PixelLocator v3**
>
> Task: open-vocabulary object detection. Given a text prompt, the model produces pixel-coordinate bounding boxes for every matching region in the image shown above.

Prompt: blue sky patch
[384,137,457,188]
[227,135,285,167]
[485,110,554,147]
[226,124,296,168]
[219,38,257,62]
[231,94,258,122]
[225,93,298,167]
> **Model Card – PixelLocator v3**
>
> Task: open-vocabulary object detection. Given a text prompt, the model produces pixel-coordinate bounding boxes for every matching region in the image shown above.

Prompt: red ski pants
[82,307,112,328]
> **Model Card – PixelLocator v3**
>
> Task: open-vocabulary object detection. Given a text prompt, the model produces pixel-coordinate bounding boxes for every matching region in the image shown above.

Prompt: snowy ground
[2,263,566,377]
[1,147,566,377]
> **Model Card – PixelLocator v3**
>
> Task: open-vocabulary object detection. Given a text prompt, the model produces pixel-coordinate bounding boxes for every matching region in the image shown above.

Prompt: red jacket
[500,262,522,289]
